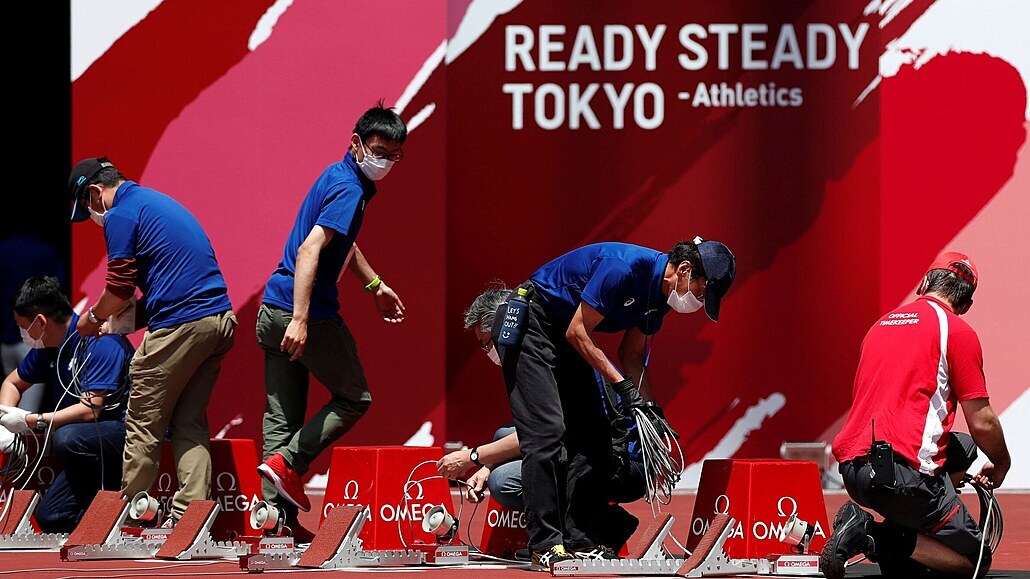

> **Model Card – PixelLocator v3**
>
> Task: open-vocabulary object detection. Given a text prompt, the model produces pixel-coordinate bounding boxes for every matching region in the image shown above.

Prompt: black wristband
[470,447,482,466]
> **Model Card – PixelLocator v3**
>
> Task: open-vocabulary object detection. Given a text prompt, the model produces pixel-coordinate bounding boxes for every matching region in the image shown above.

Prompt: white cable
[972,482,993,579]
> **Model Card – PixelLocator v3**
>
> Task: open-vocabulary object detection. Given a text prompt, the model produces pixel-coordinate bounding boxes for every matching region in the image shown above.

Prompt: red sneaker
[257,453,311,512]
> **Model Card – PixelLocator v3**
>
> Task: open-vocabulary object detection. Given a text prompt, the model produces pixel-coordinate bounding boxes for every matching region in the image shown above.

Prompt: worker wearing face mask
[255,100,407,543]
[475,239,735,571]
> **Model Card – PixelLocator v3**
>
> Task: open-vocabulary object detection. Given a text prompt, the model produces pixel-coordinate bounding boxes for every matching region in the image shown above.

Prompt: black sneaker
[514,548,531,561]
[820,501,873,579]
[531,544,574,572]
[572,544,620,560]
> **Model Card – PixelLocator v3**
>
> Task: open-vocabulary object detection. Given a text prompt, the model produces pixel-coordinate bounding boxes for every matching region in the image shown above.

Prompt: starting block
[688,459,830,559]
[61,491,248,561]
[553,514,766,577]
[0,490,68,549]
[319,446,454,549]
[241,505,425,571]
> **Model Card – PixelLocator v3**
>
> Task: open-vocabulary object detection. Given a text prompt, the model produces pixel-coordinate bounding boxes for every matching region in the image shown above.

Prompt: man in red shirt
[821,252,1011,579]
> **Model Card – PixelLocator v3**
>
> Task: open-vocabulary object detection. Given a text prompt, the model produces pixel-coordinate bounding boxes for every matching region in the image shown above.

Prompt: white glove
[0,424,15,453]
[0,405,31,434]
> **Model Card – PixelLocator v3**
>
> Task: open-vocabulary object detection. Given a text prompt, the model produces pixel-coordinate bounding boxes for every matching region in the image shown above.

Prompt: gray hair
[464,284,512,333]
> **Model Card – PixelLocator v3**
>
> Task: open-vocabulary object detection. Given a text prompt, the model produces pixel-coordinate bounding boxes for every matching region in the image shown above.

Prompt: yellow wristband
[364,275,382,292]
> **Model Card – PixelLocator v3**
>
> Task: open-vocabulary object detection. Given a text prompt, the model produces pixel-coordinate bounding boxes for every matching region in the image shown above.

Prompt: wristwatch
[469,447,482,466]
[88,306,101,324]
[34,414,49,433]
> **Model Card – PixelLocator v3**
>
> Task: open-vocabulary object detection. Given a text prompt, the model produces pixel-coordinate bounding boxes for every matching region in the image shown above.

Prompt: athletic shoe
[820,501,873,579]
[257,453,311,512]
[514,548,531,561]
[531,544,575,572]
[289,522,316,545]
[572,544,620,560]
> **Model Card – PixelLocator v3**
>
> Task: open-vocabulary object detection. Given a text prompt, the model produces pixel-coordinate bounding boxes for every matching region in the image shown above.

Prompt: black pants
[36,421,126,533]
[841,433,989,578]
[499,292,613,551]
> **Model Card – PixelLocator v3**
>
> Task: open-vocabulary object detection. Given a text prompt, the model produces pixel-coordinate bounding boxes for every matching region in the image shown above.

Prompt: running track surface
[1,490,1027,578]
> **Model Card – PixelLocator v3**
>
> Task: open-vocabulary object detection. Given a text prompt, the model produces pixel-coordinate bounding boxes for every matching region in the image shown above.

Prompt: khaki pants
[121,310,237,518]
[256,304,371,523]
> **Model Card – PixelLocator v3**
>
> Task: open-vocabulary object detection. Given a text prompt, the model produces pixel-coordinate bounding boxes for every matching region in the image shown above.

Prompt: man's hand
[0,405,31,434]
[974,462,1008,489]
[611,377,646,413]
[281,318,308,361]
[76,312,103,338]
[436,449,472,480]
[0,424,15,453]
[463,467,491,503]
[373,282,405,323]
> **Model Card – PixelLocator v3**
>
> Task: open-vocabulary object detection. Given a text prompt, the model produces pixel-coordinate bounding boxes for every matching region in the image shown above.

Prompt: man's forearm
[620,355,654,401]
[479,432,521,466]
[293,244,319,321]
[970,414,1011,471]
[347,244,378,285]
[567,328,623,384]
[91,288,129,320]
[0,376,23,407]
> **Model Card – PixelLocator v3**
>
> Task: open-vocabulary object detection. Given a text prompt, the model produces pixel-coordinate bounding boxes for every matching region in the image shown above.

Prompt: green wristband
[364,275,382,292]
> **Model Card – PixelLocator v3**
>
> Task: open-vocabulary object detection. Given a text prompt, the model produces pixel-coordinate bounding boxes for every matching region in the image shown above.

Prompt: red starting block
[147,438,262,540]
[320,446,454,550]
[478,494,527,558]
[687,459,829,559]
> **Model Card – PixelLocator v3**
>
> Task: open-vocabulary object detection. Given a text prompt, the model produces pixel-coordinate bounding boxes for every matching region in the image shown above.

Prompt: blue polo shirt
[262,152,377,320]
[530,243,671,334]
[17,314,133,421]
[103,181,232,331]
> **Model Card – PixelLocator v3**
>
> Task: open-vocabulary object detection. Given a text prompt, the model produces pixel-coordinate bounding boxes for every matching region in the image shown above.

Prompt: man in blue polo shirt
[492,239,734,571]
[68,158,237,524]
[256,102,407,541]
[0,277,133,532]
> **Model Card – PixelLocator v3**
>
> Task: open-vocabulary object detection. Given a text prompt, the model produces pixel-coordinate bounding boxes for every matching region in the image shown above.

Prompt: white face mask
[667,276,704,314]
[20,317,45,349]
[88,190,107,226]
[486,344,501,366]
[356,138,395,181]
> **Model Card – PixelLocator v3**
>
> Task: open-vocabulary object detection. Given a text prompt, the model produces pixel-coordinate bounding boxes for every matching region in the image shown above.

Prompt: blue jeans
[36,421,126,533]
[486,426,524,510]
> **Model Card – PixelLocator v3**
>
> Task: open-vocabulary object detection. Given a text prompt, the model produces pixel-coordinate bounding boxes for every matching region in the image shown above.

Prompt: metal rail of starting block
[241,506,430,572]
[63,497,247,561]
[0,490,68,549]
[553,514,766,577]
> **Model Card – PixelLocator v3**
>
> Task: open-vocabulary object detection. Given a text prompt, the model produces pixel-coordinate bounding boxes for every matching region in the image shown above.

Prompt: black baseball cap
[695,237,735,322]
[68,157,114,222]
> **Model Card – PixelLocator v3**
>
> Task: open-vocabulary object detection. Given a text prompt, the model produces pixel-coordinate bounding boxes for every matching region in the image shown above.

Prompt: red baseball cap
[926,251,977,286]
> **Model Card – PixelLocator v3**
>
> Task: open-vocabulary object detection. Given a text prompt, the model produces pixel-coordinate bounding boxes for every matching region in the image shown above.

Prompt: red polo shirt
[833,296,988,475]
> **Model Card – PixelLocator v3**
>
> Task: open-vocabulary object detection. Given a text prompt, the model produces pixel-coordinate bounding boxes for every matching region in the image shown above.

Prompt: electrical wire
[632,405,684,517]
[972,480,1002,579]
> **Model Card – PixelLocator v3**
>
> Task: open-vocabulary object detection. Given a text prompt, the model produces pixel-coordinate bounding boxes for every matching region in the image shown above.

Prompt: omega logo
[343,480,360,501]
[37,466,56,486]
[216,472,238,492]
[157,472,174,492]
[404,480,425,501]
[777,496,798,518]
[714,494,731,515]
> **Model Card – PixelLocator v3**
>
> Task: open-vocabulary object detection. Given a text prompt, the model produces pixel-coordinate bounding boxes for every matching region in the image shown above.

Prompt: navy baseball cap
[695,236,735,322]
[68,157,113,222]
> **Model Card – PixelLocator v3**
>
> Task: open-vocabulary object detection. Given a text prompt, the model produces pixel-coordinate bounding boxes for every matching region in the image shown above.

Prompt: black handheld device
[868,419,896,489]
